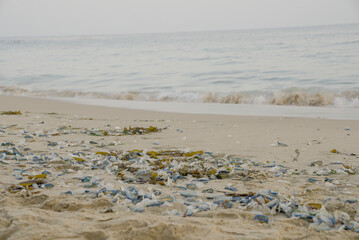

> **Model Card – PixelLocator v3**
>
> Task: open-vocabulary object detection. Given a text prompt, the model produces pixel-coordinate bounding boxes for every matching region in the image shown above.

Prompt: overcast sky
[0,0,358,37]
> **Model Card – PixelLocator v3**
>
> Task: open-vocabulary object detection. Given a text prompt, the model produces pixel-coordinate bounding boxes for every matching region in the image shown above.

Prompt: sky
[0,0,359,37]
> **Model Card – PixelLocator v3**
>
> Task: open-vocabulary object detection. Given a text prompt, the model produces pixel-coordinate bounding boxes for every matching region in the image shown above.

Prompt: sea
[1,23,359,119]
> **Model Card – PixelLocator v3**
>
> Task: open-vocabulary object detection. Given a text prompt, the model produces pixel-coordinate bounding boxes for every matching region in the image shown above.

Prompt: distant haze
[0,0,359,37]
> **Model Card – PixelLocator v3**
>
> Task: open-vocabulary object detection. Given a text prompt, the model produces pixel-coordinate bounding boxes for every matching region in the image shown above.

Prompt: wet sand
[0,95,358,240]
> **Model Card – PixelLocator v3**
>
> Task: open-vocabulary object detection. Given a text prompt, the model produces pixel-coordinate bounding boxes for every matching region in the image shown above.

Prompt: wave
[1,85,359,108]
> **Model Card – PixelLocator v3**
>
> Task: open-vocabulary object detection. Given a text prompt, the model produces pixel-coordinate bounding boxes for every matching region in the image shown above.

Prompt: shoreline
[0,94,358,239]
[3,94,359,120]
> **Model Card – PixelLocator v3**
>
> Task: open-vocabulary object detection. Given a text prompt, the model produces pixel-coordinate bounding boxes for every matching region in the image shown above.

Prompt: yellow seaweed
[129,149,143,153]
[28,173,47,179]
[8,184,23,193]
[184,151,204,157]
[19,182,34,187]
[74,157,85,162]
[147,126,158,132]
[150,172,158,180]
[159,196,174,202]
[159,150,183,157]
[307,203,322,210]
[96,152,110,156]
[342,164,350,169]
[147,151,159,158]
[206,169,217,176]
[1,110,21,115]
[122,126,160,135]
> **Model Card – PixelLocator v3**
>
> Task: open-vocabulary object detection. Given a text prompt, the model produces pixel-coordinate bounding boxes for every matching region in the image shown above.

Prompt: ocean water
[1,23,359,108]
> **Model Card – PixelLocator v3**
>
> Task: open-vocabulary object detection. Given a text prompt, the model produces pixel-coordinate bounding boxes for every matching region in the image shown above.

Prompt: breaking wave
[1,85,359,108]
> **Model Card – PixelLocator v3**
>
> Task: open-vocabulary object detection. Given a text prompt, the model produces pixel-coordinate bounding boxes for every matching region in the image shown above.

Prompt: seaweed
[86,126,162,136]
[73,157,85,162]
[122,126,160,135]
[1,110,21,115]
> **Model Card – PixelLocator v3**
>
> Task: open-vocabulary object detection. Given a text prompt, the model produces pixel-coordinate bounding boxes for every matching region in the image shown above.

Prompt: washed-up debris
[159,196,175,202]
[8,178,46,192]
[181,190,197,198]
[225,186,238,192]
[307,178,320,183]
[293,149,300,161]
[28,173,47,179]
[1,116,358,234]
[3,144,358,232]
[307,203,322,210]
[146,201,164,207]
[254,215,269,223]
[45,183,54,189]
[1,110,21,115]
[310,160,323,167]
[277,141,288,147]
[1,142,15,147]
[202,188,214,193]
[122,126,160,135]
[48,141,58,147]
[86,126,162,137]
[331,149,357,157]
[25,125,164,138]
[271,140,288,147]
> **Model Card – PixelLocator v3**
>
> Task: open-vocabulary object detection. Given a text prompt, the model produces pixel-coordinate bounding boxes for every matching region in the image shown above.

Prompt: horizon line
[0,21,358,39]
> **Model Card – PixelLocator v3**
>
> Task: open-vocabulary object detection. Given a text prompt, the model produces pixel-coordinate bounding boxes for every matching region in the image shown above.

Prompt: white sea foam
[334,97,359,108]
[1,85,359,108]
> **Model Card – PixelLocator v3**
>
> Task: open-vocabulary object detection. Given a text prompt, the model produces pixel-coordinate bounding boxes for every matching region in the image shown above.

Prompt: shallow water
[51,96,359,120]
[1,23,359,107]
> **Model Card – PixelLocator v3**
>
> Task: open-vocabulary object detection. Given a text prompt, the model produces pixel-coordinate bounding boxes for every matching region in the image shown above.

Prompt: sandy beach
[0,95,358,240]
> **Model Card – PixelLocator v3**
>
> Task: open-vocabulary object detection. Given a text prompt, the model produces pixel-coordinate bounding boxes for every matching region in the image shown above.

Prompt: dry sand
[0,95,358,240]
